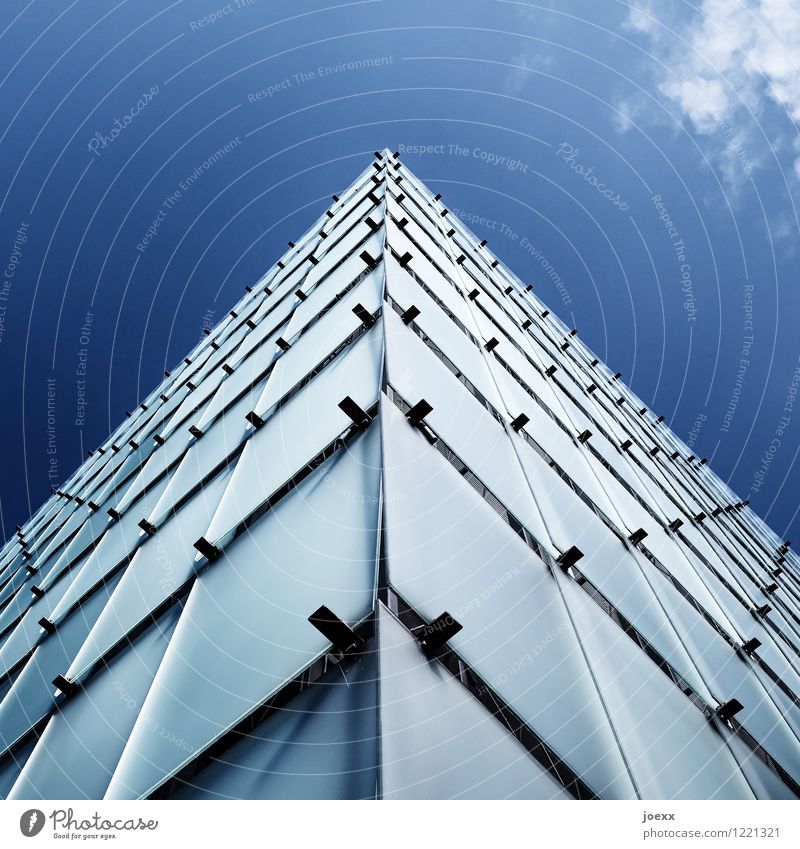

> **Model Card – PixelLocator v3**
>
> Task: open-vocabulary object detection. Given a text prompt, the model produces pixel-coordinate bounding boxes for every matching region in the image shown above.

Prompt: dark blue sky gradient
[1,0,799,541]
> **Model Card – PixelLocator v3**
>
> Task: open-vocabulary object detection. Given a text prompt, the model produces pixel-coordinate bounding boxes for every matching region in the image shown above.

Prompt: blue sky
[1,0,799,542]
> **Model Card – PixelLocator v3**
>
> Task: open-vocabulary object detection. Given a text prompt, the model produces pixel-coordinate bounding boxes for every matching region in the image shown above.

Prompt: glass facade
[0,151,799,800]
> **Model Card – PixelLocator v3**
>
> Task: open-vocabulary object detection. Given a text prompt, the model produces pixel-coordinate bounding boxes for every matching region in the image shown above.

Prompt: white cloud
[623,0,800,181]
[660,77,731,132]
[623,0,662,36]
[506,51,552,95]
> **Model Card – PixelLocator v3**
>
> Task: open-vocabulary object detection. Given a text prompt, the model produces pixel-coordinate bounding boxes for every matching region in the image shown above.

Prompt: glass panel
[0,560,82,660]
[79,445,137,505]
[378,605,570,800]
[0,573,122,754]
[384,310,551,545]
[3,541,26,571]
[67,466,235,679]
[747,623,800,699]
[288,230,384,336]
[7,606,180,800]
[197,343,278,434]
[321,172,380,235]
[229,296,294,368]
[31,547,73,591]
[47,476,171,620]
[488,361,619,516]
[130,386,189,437]
[679,523,769,614]
[0,579,23,615]
[0,568,80,672]
[0,733,37,799]
[584,432,673,523]
[87,443,158,511]
[0,544,24,577]
[0,567,32,611]
[638,563,800,762]
[22,497,65,542]
[62,450,111,501]
[466,288,534,361]
[0,612,45,680]
[641,456,707,518]
[299,219,377,300]
[388,200,465,291]
[36,508,118,594]
[254,270,383,416]
[287,261,381,348]
[0,577,33,638]
[385,256,505,410]
[762,604,800,657]
[25,503,90,571]
[174,346,214,388]
[264,251,313,299]
[204,326,382,546]
[381,401,636,799]
[159,368,227,442]
[502,344,596,439]
[563,577,756,799]
[387,226,476,332]
[114,427,194,515]
[104,424,381,799]
[169,645,377,800]
[465,297,513,353]
[514,440,714,703]
[319,198,375,263]
[619,501,744,641]
[197,319,251,370]
[148,385,262,530]
[725,733,796,800]
[0,569,23,609]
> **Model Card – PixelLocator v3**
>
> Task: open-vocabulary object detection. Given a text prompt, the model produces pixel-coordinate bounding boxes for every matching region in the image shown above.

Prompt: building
[1,150,799,800]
